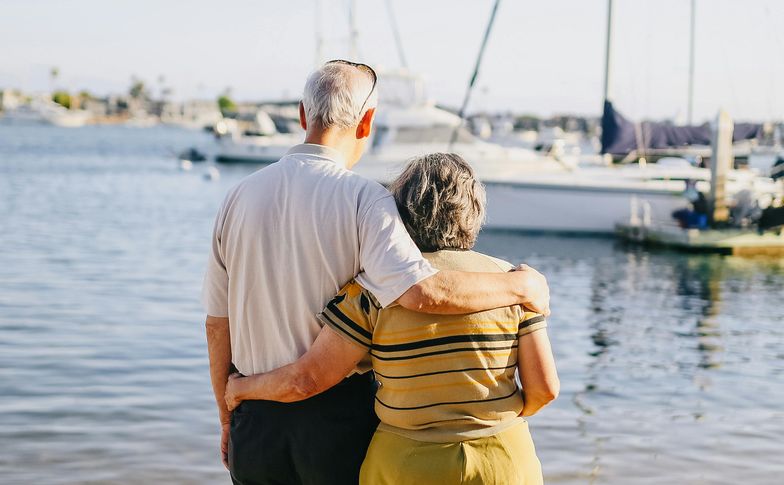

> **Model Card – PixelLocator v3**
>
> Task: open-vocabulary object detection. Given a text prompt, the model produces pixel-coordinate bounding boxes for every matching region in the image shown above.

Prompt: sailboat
[438,0,783,233]
[599,0,780,171]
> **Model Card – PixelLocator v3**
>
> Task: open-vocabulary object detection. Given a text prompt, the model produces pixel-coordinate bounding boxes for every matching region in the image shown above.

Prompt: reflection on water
[674,258,725,371]
[475,232,784,484]
[1,126,783,484]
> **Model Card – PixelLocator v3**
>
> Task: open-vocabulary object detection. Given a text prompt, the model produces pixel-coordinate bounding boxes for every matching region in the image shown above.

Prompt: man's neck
[304,129,357,168]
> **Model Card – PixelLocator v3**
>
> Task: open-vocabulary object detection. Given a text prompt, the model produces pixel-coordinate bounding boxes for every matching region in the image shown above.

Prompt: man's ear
[355,108,376,139]
[299,102,308,131]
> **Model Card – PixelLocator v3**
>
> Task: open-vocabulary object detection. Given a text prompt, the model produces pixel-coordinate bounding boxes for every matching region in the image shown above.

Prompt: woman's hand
[220,421,230,469]
[224,372,245,412]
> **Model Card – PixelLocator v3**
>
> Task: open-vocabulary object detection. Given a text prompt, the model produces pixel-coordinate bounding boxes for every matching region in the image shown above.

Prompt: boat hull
[215,154,280,164]
[214,142,289,164]
[483,181,685,234]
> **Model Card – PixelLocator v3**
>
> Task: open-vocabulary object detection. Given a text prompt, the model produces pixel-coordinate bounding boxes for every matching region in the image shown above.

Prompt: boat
[597,0,782,171]
[177,147,208,163]
[0,99,90,127]
[485,165,780,233]
[213,129,300,164]
[357,71,555,176]
[600,100,772,166]
[362,148,781,234]
[212,110,302,164]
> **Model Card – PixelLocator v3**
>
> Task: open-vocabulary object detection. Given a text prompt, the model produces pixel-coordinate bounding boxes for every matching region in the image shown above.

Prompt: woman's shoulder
[426,250,515,273]
[467,251,515,272]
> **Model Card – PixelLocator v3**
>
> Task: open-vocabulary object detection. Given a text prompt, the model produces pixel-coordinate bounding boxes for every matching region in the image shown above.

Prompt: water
[1,125,782,484]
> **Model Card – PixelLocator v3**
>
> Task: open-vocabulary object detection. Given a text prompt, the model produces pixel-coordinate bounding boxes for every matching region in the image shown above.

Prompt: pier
[616,110,784,255]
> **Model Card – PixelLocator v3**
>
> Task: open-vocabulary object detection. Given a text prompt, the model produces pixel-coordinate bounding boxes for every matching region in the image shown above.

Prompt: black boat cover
[600,100,764,156]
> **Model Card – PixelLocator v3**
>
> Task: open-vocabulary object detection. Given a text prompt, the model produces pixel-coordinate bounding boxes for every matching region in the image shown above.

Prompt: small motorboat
[178,147,208,163]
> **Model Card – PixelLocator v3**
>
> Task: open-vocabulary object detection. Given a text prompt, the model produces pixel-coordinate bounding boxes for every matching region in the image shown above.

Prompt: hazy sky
[3,0,783,122]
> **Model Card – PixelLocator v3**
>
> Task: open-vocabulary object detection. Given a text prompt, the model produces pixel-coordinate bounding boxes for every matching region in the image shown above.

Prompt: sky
[2,0,783,122]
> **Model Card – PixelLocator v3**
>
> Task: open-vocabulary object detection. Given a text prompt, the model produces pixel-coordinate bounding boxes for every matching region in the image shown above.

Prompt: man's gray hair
[302,62,377,130]
[389,153,486,252]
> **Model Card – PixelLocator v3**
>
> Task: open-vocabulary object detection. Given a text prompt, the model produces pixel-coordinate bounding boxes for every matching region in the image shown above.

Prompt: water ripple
[2,125,783,483]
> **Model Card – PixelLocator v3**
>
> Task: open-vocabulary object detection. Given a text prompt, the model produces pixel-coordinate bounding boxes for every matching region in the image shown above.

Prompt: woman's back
[319,249,546,443]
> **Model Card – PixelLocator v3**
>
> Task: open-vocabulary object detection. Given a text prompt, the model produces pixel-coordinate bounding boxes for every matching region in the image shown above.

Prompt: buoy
[204,166,220,181]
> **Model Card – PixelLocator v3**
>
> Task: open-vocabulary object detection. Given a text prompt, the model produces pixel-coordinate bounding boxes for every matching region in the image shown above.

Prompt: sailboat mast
[450,0,502,147]
[314,0,324,67]
[602,0,614,103]
[348,0,359,60]
[385,0,408,69]
[687,0,696,124]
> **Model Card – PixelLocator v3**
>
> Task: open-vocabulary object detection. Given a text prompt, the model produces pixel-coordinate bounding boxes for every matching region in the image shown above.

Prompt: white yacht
[0,99,90,127]
[355,104,554,181]
[359,136,781,233]
[480,162,780,234]
[213,110,302,164]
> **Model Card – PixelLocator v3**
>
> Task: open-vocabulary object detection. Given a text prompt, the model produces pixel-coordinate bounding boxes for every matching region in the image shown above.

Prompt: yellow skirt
[359,420,543,485]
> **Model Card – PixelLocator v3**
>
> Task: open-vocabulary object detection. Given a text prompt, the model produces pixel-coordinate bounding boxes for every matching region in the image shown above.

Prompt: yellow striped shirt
[317,250,547,442]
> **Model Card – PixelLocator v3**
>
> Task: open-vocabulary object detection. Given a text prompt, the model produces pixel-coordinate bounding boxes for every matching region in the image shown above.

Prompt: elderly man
[202,60,550,485]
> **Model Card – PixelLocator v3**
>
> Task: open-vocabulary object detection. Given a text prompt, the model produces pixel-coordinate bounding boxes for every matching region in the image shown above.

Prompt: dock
[616,222,784,256]
[615,109,784,256]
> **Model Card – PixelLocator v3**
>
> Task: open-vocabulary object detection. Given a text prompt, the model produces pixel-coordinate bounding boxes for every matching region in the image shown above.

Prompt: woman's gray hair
[389,153,486,252]
[302,63,377,130]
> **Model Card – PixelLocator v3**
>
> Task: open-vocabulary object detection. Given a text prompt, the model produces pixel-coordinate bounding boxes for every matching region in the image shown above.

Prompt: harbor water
[1,125,782,484]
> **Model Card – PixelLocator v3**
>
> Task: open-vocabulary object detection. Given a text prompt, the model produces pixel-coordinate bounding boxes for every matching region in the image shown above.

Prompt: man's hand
[220,421,230,470]
[512,264,550,316]
[205,315,232,469]
[224,372,245,412]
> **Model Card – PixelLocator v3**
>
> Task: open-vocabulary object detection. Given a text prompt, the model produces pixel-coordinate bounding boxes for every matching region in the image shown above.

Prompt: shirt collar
[285,143,348,168]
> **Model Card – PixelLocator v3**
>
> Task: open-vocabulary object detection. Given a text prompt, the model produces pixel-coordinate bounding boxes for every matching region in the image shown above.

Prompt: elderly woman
[225,153,559,485]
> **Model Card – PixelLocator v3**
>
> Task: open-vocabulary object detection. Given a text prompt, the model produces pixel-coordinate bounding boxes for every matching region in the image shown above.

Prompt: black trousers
[228,372,379,485]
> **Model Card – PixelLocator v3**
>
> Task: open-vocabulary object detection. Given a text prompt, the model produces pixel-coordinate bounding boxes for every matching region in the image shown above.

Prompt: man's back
[203,144,433,375]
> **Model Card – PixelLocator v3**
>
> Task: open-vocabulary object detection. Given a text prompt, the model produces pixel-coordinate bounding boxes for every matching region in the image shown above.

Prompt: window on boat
[270,114,301,134]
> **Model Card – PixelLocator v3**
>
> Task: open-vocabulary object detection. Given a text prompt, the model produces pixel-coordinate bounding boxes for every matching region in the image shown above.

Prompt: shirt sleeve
[316,280,380,350]
[354,195,438,308]
[519,311,547,337]
[201,199,229,317]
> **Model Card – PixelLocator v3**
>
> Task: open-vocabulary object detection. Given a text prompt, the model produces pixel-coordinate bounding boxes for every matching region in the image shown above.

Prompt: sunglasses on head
[326,59,377,117]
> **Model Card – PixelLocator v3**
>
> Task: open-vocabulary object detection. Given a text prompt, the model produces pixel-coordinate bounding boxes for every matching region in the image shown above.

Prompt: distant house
[0,89,25,111]
[160,100,222,130]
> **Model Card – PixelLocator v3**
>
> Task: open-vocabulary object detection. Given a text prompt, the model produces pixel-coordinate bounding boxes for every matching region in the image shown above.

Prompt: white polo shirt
[202,144,437,375]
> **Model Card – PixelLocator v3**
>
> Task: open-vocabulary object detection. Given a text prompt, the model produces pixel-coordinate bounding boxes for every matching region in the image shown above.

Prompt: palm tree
[129,76,147,99]
[50,67,60,92]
